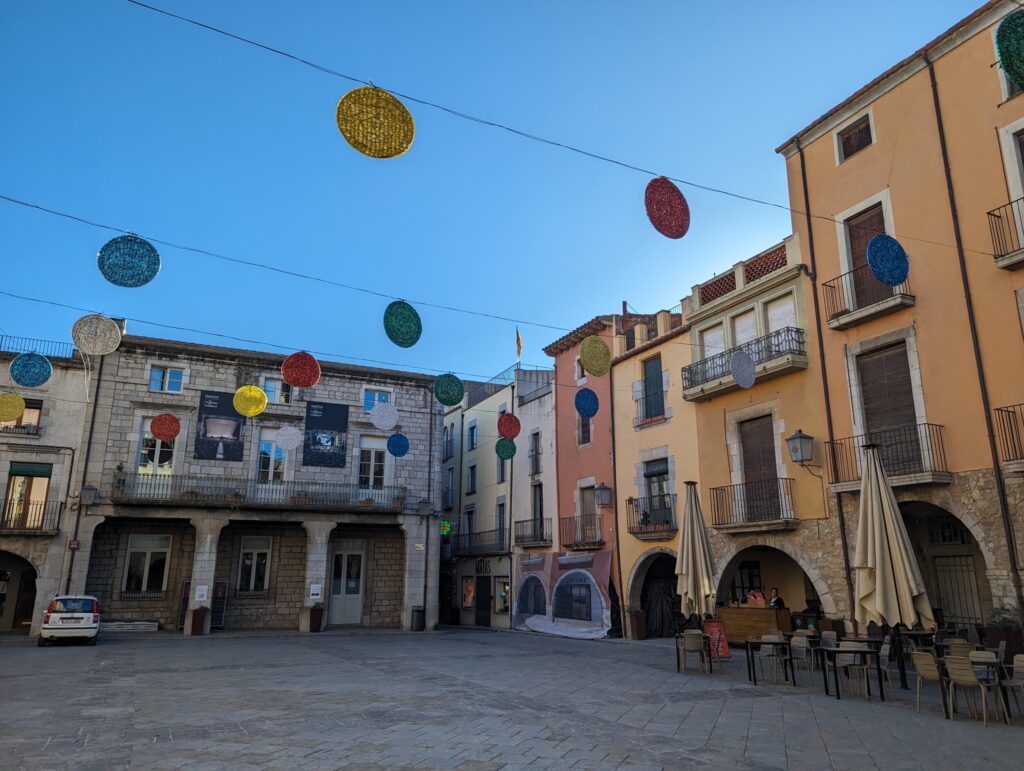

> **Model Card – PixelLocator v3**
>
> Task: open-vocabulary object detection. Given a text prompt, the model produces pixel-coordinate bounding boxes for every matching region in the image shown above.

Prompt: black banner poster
[303,401,349,468]
[195,390,246,462]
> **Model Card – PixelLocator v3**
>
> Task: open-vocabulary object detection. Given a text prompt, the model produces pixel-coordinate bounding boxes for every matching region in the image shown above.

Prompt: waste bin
[411,606,425,631]
[190,606,208,636]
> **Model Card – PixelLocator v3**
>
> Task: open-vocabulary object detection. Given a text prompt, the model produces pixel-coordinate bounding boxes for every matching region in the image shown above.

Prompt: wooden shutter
[846,204,890,307]
[739,415,780,520]
[839,116,872,159]
[732,310,758,346]
[766,295,796,332]
[643,355,663,417]
[856,343,916,432]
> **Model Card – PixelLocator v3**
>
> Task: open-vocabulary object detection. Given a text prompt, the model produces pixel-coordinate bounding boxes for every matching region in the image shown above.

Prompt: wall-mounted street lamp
[785,429,814,467]
[595,483,612,508]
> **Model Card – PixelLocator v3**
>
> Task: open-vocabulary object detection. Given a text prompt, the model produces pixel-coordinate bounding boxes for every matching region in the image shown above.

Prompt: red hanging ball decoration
[150,413,181,443]
[281,351,321,388]
[645,176,690,239]
[497,413,521,440]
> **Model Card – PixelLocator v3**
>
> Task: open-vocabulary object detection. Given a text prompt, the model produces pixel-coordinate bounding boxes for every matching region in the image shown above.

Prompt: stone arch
[513,574,548,628]
[626,546,677,610]
[0,545,43,576]
[0,549,41,632]
[895,496,998,579]
[551,569,606,623]
[713,539,839,617]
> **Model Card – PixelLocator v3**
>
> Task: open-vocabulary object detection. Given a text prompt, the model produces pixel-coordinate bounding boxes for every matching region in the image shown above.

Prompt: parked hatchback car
[38,595,100,646]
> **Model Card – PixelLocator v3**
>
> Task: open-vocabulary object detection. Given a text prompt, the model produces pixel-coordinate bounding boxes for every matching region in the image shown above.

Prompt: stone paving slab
[0,628,1020,769]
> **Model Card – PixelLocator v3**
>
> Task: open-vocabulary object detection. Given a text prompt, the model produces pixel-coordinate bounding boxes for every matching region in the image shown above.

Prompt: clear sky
[0,0,983,380]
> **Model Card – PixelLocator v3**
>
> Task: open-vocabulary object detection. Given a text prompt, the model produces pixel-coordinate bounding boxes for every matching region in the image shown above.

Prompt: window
[238,536,271,593]
[444,467,454,505]
[529,431,541,474]
[262,377,292,405]
[857,342,922,476]
[462,507,474,534]
[766,294,796,332]
[624,328,635,351]
[362,389,390,413]
[495,502,505,535]
[0,398,41,434]
[467,423,478,450]
[644,459,670,499]
[442,425,452,460]
[123,534,171,594]
[467,464,477,494]
[837,114,872,161]
[739,415,782,520]
[358,442,386,488]
[138,417,174,475]
[579,485,596,519]
[3,462,51,528]
[148,366,184,393]
[578,414,592,445]
[642,355,664,420]
[553,574,593,621]
[729,560,762,603]
[732,310,757,347]
[845,204,890,307]
[575,357,586,380]
[532,482,543,520]
[257,429,287,484]
[494,576,510,614]
[701,324,724,359]
[497,454,507,483]
[646,321,658,341]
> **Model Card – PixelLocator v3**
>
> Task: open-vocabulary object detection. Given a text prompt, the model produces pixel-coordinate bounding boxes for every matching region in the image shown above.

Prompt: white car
[38,595,100,646]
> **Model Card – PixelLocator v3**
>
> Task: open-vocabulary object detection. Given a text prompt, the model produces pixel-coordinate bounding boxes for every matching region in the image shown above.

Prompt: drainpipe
[420,385,436,630]
[508,381,515,627]
[796,140,856,618]
[925,52,1024,618]
[608,342,628,637]
[65,353,105,594]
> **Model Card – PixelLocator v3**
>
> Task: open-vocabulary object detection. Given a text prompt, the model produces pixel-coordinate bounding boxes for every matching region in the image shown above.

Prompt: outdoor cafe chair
[946,656,1008,727]
[877,639,892,684]
[678,630,709,674]
[755,633,786,684]
[969,650,998,683]
[911,651,944,715]
[820,630,838,649]
[947,639,975,659]
[790,633,814,675]
[835,641,872,699]
[1003,654,1023,713]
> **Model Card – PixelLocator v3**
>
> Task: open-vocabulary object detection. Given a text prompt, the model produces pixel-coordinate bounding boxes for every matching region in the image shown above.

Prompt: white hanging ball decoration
[71,314,122,356]
[276,425,303,451]
[730,350,756,389]
[370,401,399,431]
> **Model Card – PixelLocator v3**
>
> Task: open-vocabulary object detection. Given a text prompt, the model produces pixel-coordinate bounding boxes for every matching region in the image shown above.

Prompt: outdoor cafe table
[745,639,797,687]
[814,645,886,701]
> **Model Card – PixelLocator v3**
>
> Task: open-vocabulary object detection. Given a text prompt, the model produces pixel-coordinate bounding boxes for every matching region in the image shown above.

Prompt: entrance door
[739,415,780,521]
[14,569,36,628]
[329,540,364,625]
[857,343,921,475]
[475,576,491,627]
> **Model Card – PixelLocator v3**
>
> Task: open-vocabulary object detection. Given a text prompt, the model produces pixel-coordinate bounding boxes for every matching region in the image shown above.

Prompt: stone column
[424,514,440,630]
[399,515,427,631]
[300,521,334,632]
[63,512,106,596]
[184,517,229,636]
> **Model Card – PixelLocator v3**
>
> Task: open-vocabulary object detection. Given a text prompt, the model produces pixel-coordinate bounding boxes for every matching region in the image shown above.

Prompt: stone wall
[334,526,405,627]
[85,518,195,629]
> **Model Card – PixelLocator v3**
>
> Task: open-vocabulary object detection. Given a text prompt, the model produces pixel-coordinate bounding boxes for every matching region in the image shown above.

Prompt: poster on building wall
[195,391,246,462]
[302,401,349,468]
[462,576,475,609]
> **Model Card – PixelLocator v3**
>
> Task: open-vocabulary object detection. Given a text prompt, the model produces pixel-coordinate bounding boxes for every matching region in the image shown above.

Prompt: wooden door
[846,204,891,308]
[739,415,780,521]
[475,576,491,627]
[857,343,921,475]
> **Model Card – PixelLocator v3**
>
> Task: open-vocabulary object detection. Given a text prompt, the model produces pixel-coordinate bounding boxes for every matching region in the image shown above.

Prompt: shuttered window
[838,115,872,160]
[766,295,797,332]
[702,324,725,358]
[739,415,781,520]
[642,355,664,419]
[856,343,917,432]
[732,310,757,346]
[846,204,890,308]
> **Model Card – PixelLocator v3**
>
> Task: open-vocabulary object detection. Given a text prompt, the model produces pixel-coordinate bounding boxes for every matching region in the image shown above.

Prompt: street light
[595,483,612,507]
[80,484,99,507]
[786,429,814,466]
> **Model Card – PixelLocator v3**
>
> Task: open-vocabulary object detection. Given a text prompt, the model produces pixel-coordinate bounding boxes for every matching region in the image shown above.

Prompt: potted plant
[226,490,244,504]
[309,602,324,633]
[291,494,311,504]
[183,489,202,502]
[361,497,375,507]
[985,607,1023,659]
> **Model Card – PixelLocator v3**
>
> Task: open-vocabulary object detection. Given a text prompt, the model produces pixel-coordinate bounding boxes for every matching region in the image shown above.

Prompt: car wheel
[86,635,98,646]
[37,637,47,647]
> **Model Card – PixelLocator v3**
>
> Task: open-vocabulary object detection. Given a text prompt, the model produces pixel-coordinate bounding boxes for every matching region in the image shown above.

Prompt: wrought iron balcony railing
[825,423,948,484]
[1,499,62,533]
[559,513,603,549]
[988,198,1024,260]
[0,424,41,436]
[634,394,666,426]
[822,264,912,319]
[682,327,806,390]
[514,517,552,547]
[111,472,407,512]
[0,335,77,360]
[451,528,506,557]
[994,404,1024,463]
[711,479,794,525]
[626,494,677,535]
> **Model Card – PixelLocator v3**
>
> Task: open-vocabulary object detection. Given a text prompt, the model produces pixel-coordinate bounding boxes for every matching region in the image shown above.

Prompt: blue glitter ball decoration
[387,433,410,458]
[575,387,599,419]
[97,234,161,288]
[866,234,909,287]
[9,352,52,388]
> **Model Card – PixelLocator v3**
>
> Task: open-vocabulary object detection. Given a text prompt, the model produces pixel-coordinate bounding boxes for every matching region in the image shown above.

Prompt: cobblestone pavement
[0,628,1020,769]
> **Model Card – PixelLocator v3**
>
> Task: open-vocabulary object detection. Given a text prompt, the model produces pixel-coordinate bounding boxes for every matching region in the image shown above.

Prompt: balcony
[451,528,506,557]
[559,513,603,550]
[1,500,62,534]
[987,198,1024,270]
[625,494,677,540]
[681,327,807,402]
[994,403,1024,473]
[821,264,914,330]
[825,423,950,491]
[0,335,77,360]
[633,394,667,428]
[514,517,552,547]
[0,424,41,437]
[110,472,407,512]
[710,479,797,533]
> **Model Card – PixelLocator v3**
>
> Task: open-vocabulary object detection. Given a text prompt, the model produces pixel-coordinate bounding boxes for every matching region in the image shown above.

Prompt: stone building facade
[68,334,441,634]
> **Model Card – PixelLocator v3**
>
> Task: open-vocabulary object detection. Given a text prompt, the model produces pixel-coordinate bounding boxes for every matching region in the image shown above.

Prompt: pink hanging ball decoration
[150,413,181,443]
[497,413,521,440]
[281,351,321,388]
[645,176,690,239]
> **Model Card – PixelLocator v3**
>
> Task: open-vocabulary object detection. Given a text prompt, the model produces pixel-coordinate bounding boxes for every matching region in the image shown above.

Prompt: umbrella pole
[881,485,910,691]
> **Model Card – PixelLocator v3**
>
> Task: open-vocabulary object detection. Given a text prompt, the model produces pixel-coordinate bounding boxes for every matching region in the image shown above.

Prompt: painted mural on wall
[195,390,246,462]
[302,401,349,468]
[512,551,614,640]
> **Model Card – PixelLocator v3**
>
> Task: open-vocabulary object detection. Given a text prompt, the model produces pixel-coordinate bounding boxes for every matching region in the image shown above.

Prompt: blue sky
[0,0,983,380]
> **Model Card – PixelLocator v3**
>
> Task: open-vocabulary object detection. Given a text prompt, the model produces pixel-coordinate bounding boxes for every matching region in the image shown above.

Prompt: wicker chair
[911,651,943,714]
[946,655,1008,727]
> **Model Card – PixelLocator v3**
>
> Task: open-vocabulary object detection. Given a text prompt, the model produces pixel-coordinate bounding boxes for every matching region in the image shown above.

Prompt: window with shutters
[837,114,873,161]
[641,355,664,420]
[732,309,758,347]
[765,294,796,332]
[702,324,725,358]
[577,414,591,445]
[845,204,891,308]
[856,342,923,476]
[739,415,782,521]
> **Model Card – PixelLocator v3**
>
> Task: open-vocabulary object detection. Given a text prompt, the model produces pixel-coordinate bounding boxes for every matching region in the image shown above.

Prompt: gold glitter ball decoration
[336,87,415,159]
[0,392,26,422]
[579,335,611,377]
[233,385,268,417]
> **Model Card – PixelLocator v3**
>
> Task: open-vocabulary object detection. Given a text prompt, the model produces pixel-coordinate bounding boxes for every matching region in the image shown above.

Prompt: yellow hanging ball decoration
[336,87,415,159]
[233,385,268,417]
[0,392,26,422]
[579,335,611,377]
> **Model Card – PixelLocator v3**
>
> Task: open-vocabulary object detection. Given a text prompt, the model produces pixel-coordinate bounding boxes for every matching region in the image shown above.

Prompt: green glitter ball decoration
[998,10,1024,91]
[383,300,422,348]
[433,373,465,406]
[495,438,517,460]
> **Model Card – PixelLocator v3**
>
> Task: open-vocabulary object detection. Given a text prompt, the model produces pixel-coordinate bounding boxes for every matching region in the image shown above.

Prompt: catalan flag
[516,327,522,360]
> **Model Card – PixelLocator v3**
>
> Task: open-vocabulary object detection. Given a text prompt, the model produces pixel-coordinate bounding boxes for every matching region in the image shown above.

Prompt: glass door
[256,428,287,502]
[328,540,364,625]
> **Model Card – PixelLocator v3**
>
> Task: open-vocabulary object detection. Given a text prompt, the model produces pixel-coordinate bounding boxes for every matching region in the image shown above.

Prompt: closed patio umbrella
[676,481,716,617]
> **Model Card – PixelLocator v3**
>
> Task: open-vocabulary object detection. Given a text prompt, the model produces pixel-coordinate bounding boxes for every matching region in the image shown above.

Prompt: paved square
[0,629,1019,769]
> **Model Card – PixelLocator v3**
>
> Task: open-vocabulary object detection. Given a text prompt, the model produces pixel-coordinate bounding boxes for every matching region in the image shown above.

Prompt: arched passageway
[513,575,546,628]
[717,546,823,628]
[0,550,38,633]
[638,554,682,638]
